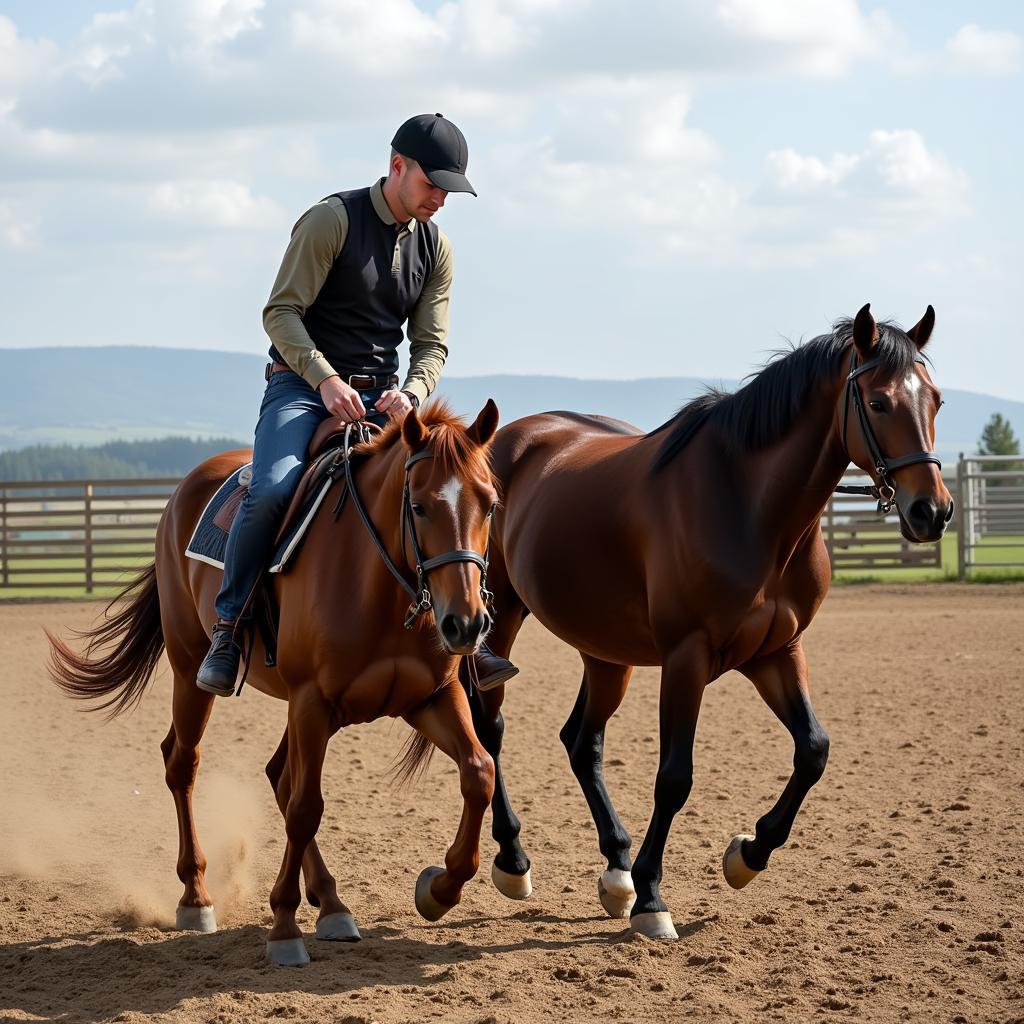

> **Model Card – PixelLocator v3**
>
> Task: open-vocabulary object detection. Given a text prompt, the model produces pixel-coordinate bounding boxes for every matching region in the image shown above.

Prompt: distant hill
[1,346,1020,466]
[0,436,247,481]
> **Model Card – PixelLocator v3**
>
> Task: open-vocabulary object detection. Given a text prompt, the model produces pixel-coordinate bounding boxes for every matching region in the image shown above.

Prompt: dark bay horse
[50,401,503,965]
[472,305,951,939]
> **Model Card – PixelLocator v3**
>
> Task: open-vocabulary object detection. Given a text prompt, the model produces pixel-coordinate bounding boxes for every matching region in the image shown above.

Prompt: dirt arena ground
[1,584,1022,1024]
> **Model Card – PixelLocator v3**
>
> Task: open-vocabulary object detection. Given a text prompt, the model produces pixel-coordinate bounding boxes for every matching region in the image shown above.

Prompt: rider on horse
[196,113,517,697]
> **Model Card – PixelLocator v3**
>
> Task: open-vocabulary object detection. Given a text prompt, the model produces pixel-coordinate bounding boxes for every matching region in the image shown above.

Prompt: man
[196,113,517,697]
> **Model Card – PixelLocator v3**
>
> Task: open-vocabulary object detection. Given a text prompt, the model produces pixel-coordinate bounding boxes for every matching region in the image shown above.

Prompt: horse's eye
[411,503,427,518]
[868,400,885,413]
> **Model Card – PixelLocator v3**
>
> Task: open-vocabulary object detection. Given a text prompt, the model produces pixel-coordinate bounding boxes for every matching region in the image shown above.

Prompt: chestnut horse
[50,401,503,965]
[472,305,952,939]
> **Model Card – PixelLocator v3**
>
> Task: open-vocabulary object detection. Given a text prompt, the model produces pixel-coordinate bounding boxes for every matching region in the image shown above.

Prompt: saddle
[185,417,370,672]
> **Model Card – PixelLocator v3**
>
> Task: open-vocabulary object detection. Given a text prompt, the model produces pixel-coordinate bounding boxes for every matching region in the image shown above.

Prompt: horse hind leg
[163,675,217,932]
[725,643,829,889]
[265,729,360,942]
[560,656,635,918]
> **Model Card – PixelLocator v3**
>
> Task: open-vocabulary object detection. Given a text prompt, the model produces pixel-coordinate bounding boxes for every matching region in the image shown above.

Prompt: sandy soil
[1,585,1022,1024]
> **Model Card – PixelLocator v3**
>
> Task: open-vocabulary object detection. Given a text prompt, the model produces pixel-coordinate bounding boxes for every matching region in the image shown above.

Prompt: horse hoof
[315,912,361,942]
[722,834,761,890]
[630,911,678,940]
[598,869,636,919]
[266,937,310,966]
[175,905,217,932]
[491,862,532,900]
[415,866,454,922]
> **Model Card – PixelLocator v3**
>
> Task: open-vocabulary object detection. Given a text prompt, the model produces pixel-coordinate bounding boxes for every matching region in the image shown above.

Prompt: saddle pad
[183,461,336,575]
[185,463,252,570]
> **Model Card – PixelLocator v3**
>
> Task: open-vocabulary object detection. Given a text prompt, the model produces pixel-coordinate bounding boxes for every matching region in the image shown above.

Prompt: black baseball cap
[391,113,476,196]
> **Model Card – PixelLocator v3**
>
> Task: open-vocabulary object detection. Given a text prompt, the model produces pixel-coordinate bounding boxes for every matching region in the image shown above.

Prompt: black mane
[650,318,922,473]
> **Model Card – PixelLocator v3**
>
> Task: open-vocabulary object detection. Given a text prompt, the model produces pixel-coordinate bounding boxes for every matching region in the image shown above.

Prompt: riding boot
[196,620,243,697]
[462,641,519,692]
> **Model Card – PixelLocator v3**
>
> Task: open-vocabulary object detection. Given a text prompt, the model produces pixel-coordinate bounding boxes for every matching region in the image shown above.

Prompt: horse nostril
[908,498,933,527]
[440,614,463,645]
[944,500,955,524]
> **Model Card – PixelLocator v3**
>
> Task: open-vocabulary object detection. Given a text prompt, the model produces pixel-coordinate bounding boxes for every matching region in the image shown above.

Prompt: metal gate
[956,453,1024,578]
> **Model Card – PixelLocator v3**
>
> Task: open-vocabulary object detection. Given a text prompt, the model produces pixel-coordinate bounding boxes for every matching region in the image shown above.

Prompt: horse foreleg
[163,674,217,931]
[726,641,829,888]
[405,681,495,921]
[629,642,708,940]
[266,689,335,966]
[469,684,533,899]
[265,729,360,942]
[560,656,635,918]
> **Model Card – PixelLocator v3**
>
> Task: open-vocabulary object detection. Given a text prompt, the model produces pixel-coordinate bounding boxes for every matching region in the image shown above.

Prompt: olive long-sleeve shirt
[262,179,453,404]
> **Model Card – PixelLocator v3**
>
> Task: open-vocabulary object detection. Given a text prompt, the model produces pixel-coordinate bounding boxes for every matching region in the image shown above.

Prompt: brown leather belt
[265,362,399,389]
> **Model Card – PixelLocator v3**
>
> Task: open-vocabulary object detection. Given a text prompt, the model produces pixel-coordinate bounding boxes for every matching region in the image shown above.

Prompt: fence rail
[1,457,1022,593]
[0,478,179,592]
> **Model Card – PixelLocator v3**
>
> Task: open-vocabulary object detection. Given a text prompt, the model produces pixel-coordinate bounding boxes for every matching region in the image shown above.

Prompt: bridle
[837,347,942,514]
[341,423,494,629]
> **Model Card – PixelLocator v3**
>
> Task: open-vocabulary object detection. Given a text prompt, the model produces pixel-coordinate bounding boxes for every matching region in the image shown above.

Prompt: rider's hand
[375,389,415,423]
[318,375,366,422]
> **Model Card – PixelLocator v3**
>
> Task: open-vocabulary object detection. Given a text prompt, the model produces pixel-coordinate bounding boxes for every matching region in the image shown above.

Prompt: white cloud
[946,23,1021,76]
[150,179,286,229]
[0,15,57,112]
[766,149,860,191]
[0,201,38,249]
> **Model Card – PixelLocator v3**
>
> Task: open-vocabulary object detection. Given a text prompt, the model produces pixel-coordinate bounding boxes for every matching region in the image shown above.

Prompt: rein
[836,348,941,514]
[341,422,494,629]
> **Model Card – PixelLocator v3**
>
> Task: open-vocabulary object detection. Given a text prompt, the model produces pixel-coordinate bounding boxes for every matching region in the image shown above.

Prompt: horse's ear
[401,408,429,452]
[906,305,935,351]
[467,398,499,447]
[853,303,878,357]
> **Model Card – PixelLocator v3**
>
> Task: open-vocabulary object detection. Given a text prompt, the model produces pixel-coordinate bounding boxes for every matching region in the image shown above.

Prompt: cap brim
[422,165,477,196]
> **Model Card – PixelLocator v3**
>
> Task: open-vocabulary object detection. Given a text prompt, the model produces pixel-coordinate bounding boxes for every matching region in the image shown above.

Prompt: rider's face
[394,158,447,223]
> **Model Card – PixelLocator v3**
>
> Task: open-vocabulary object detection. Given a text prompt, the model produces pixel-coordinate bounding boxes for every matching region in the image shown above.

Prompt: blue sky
[0,1,1021,401]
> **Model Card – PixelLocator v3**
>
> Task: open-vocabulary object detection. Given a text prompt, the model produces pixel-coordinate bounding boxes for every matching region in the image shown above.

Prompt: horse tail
[47,562,165,719]
[392,731,435,786]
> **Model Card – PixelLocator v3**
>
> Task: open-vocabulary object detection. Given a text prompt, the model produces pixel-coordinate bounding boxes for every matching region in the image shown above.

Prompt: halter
[342,423,494,629]
[837,347,942,513]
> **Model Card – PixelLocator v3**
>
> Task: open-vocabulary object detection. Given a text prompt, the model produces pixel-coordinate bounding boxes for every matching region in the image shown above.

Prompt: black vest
[269,187,438,378]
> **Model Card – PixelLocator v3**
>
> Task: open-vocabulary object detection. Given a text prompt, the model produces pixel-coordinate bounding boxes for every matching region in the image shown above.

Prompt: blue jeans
[215,370,392,622]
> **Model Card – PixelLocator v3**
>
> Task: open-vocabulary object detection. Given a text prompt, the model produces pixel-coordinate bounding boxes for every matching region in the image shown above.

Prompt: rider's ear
[853,302,878,358]
[467,399,499,447]
[402,408,429,452]
[906,305,936,351]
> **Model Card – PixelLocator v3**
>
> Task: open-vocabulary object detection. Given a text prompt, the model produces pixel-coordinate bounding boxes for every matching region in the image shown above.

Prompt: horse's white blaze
[437,477,464,527]
[904,371,922,395]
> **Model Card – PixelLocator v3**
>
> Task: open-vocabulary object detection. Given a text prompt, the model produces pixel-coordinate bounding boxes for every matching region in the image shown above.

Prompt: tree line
[0,437,247,482]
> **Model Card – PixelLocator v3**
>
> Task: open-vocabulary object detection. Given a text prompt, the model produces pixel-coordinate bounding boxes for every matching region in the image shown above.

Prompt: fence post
[0,486,7,587]
[84,482,94,594]
[956,454,966,580]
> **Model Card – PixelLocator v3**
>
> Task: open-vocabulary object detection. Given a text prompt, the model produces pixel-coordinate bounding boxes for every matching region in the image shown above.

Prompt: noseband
[342,423,494,629]
[837,348,941,513]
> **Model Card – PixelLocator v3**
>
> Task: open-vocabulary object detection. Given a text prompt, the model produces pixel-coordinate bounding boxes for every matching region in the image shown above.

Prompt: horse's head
[400,399,501,655]
[840,303,953,543]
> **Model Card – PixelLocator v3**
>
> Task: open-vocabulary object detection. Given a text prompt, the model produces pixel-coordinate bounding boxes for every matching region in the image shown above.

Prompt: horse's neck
[358,442,409,556]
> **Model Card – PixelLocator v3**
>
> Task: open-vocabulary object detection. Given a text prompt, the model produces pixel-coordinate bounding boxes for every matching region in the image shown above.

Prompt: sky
[0,0,1021,401]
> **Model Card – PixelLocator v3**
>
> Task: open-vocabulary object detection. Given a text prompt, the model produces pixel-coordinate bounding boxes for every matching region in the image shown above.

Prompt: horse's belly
[327,657,442,726]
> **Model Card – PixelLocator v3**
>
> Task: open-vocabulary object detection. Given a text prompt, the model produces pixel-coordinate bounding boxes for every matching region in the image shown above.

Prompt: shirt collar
[370,178,416,233]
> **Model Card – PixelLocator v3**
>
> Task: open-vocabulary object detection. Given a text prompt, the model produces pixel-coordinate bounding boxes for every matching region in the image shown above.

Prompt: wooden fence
[0,478,180,592]
[2,460,1018,593]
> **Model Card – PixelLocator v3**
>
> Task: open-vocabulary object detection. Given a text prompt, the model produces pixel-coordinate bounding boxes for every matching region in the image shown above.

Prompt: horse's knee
[795,728,829,783]
[653,762,693,816]
[165,744,199,791]
[461,753,495,808]
[285,793,324,843]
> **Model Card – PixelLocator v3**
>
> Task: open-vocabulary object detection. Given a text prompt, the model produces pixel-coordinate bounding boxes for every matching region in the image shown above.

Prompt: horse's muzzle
[439,610,491,655]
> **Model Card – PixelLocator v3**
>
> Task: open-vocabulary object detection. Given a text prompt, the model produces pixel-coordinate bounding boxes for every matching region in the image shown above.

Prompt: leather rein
[340,422,494,629]
[836,348,942,514]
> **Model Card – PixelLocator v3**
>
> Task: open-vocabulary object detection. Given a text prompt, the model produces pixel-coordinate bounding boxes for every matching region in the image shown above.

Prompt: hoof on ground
[722,834,761,890]
[598,869,636,919]
[266,937,310,966]
[175,904,217,933]
[491,862,532,900]
[630,911,678,940]
[415,866,454,922]
[315,912,361,942]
